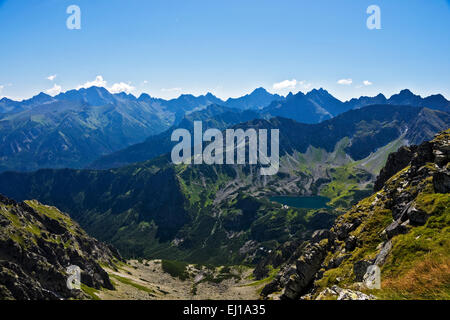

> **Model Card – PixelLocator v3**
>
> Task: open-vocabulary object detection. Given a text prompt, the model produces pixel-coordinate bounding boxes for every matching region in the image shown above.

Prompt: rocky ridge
[0,195,123,300]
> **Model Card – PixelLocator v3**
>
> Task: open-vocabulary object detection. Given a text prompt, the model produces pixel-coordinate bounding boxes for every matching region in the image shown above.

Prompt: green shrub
[161,260,189,280]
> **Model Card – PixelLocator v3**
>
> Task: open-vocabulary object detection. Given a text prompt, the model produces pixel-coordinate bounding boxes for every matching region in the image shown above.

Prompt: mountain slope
[90,104,260,169]
[0,194,122,300]
[258,129,450,300]
[0,159,334,265]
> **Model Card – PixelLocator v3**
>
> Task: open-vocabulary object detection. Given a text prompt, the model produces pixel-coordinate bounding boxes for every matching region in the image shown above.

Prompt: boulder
[407,206,429,225]
[384,220,408,239]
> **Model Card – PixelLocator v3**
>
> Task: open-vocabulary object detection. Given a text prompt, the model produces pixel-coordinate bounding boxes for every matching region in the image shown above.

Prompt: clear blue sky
[0,0,449,101]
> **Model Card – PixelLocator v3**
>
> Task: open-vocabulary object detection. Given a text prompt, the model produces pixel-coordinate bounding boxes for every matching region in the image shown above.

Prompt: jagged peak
[138,92,152,100]
[251,87,269,94]
[390,88,421,99]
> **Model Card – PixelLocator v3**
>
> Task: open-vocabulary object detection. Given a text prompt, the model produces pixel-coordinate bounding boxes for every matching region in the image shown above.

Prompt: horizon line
[1,85,449,105]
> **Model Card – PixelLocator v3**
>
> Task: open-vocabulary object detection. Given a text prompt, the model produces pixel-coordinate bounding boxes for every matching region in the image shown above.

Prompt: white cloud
[76,75,135,94]
[272,79,314,94]
[0,85,4,92]
[161,87,182,92]
[109,82,135,94]
[47,74,57,81]
[297,80,312,90]
[45,84,62,96]
[337,78,353,85]
[142,80,149,85]
[363,80,373,86]
[273,79,298,90]
[77,75,107,89]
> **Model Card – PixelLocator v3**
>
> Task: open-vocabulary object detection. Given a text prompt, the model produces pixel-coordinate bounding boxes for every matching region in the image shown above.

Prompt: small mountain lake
[270,196,330,209]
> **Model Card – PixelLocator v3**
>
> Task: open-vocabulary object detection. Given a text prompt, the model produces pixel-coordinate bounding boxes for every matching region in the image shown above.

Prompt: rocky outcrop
[0,195,122,300]
[374,145,416,191]
[281,241,329,299]
[316,285,375,300]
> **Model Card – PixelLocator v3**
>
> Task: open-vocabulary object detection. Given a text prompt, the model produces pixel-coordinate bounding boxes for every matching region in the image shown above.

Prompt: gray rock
[332,286,375,300]
[374,240,392,266]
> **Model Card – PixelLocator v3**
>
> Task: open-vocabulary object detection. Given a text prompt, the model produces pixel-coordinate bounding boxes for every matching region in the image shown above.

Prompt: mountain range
[91,94,450,170]
[0,87,282,172]
[1,86,448,173]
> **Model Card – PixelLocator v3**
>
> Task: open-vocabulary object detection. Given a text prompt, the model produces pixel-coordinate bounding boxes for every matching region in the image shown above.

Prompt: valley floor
[95,260,265,300]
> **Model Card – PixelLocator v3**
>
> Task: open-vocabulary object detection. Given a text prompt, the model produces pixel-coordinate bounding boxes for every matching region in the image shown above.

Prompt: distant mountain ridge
[0,87,284,172]
[345,89,450,112]
[1,86,448,173]
[262,88,450,124]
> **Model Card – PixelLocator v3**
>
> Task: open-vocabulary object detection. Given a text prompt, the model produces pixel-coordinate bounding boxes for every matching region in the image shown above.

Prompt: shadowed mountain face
[0,105,447,264]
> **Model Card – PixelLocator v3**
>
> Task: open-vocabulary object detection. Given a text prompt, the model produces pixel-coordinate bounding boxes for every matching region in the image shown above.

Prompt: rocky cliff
[0,195,123,300]
[260,129,450,300]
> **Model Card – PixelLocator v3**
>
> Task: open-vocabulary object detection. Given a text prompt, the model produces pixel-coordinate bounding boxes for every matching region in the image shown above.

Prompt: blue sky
[0,0,449,101]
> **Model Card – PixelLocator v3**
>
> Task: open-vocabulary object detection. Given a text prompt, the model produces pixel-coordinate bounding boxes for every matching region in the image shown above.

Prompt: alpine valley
[0,86,449,300]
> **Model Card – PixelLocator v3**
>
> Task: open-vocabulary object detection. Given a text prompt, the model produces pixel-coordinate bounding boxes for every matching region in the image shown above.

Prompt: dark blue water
[270,196,330,209]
